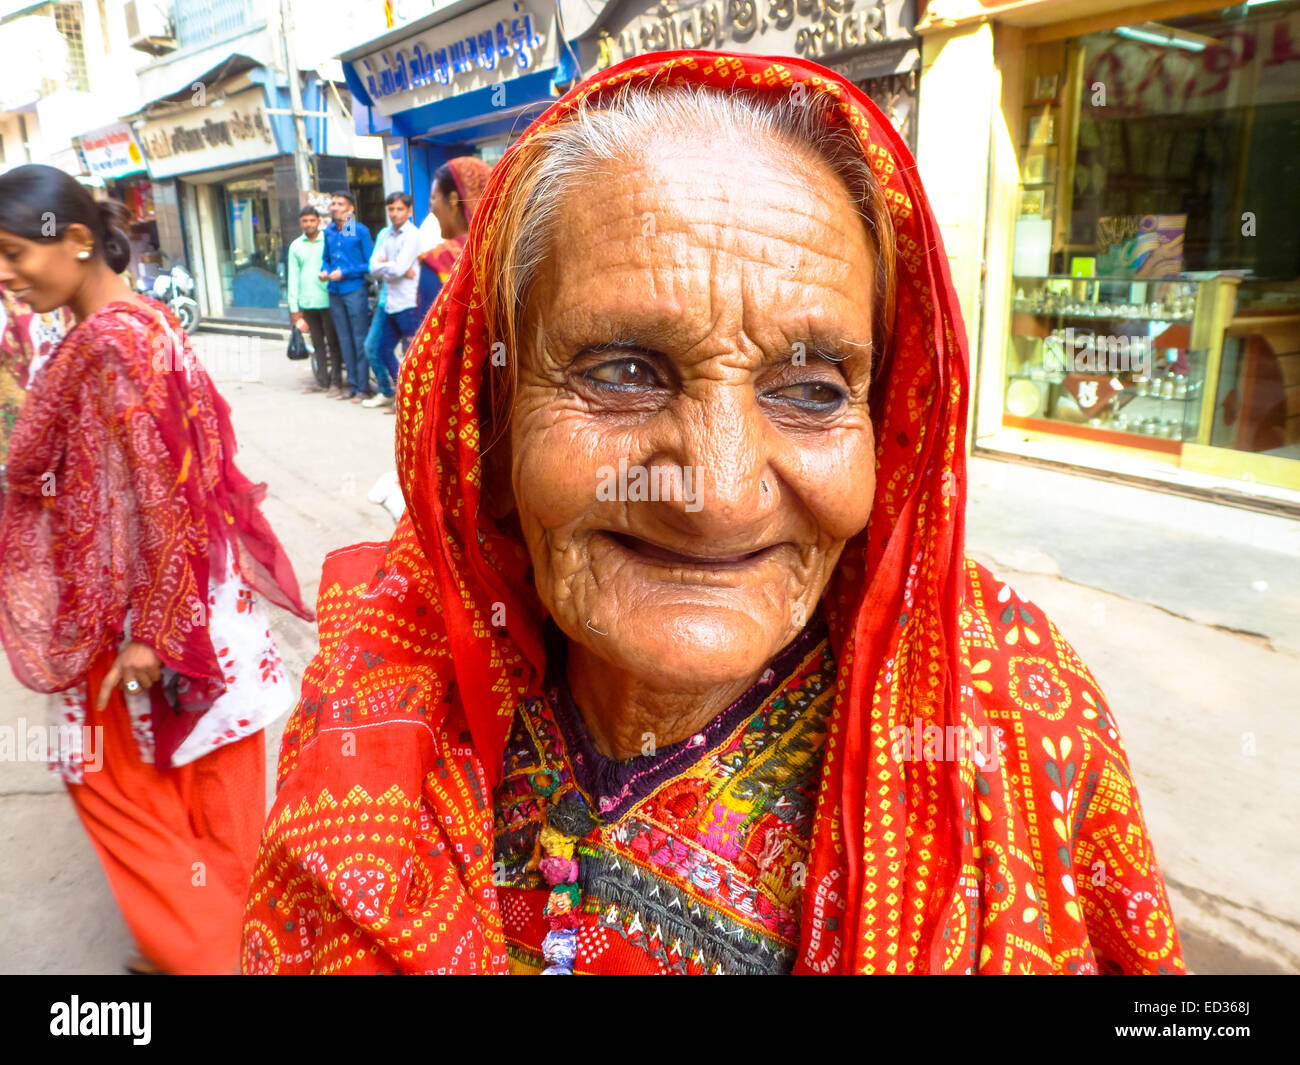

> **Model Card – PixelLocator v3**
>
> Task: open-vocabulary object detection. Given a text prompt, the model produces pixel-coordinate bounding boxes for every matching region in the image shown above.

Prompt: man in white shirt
[363,192,420,409]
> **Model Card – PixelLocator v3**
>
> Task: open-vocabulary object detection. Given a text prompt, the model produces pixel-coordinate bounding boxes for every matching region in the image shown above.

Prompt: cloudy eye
[586,357,658,391]
[766,380,846,412]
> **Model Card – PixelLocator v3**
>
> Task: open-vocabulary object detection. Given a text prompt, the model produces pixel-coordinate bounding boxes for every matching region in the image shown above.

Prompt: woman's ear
[62,222,95,259]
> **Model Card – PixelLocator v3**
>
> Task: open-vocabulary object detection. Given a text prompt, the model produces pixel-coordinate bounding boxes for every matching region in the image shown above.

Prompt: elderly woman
[243,51,1183,975]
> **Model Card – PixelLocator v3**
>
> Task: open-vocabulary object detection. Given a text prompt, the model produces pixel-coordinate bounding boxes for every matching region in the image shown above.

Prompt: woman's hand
[97,641,162,709]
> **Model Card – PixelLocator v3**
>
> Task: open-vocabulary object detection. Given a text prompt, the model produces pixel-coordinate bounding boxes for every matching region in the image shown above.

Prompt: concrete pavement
[0,333,1295,973]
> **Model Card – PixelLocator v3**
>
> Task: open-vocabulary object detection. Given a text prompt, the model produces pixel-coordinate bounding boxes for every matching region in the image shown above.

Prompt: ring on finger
[125,680,142,693]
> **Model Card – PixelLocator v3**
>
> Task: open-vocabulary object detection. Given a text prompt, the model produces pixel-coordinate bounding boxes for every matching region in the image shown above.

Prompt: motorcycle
[136,261,201,333]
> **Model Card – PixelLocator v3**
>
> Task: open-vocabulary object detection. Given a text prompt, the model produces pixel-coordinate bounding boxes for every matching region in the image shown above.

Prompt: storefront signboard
[353,0,556,117]
[136,86,278,180]
[75,123,147,179]
[590,0,914,72]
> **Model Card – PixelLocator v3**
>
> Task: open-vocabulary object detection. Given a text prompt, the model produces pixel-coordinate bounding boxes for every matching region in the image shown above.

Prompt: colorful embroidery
[494,626,835,975]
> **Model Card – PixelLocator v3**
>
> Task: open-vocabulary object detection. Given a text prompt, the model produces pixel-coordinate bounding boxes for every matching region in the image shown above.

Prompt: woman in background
[415,156,493,326]
[0,165,312,974]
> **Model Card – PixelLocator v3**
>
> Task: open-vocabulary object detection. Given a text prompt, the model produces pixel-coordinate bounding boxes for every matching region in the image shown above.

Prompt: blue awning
[344,35,580,142]
[337,0,582,145]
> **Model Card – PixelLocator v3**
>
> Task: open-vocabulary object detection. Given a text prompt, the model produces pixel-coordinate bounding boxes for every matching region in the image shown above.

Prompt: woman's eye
[766,381,846,411]
[585,358,658,390]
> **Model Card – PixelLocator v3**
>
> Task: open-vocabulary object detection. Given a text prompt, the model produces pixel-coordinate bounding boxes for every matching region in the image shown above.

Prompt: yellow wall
[917,22,998,446]
[978,25,1028,447]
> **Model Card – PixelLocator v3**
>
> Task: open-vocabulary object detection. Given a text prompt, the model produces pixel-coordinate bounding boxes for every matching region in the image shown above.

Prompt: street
[0,331,1297,974]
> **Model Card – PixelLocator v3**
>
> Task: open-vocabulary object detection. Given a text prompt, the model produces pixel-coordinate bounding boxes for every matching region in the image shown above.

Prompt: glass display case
[1004,274,1211,445]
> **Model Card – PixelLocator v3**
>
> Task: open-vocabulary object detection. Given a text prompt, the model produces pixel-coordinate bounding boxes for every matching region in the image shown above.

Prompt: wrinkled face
[508,133,878,691]
[0,226,91,313]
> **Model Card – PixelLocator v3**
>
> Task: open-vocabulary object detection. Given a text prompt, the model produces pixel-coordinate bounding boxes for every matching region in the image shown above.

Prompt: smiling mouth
[603,531,781,570]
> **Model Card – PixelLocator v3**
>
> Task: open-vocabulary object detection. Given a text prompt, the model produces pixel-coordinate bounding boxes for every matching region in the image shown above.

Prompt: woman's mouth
[602,531,782,571]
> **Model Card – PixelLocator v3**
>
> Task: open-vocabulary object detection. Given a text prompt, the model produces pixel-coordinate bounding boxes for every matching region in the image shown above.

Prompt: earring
[76,249,91,260]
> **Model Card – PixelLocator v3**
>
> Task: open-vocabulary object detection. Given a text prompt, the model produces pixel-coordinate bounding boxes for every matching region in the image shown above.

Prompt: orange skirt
[65,650,267,974]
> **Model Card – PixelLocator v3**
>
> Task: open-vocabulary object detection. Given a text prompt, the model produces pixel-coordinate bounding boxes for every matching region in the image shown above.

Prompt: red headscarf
[0,300,311,701]
[445,155,492,225]
[243,51,1182,975]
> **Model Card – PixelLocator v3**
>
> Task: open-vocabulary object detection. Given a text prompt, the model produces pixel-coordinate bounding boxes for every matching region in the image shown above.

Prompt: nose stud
[761,480,769,493]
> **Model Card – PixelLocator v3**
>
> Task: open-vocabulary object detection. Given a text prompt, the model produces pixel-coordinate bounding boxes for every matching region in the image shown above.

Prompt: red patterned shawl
[243,52,1183,975]
[418,234,468,287]
[0,300,312,703]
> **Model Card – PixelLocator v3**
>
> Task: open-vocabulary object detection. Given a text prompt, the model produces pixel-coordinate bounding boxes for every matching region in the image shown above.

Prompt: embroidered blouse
[493,622,835,975]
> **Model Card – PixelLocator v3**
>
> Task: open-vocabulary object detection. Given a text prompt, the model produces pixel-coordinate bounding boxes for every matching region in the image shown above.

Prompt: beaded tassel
[536,789,598,975]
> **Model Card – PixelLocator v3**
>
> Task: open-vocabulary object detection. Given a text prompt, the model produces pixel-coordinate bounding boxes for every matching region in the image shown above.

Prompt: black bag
[287,326,310,361]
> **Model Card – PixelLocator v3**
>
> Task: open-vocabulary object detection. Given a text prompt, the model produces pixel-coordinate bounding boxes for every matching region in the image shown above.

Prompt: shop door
[217,175,285,318]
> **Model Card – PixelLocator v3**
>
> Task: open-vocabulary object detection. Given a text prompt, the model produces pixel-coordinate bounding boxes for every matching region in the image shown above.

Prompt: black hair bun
[96,199,132,275]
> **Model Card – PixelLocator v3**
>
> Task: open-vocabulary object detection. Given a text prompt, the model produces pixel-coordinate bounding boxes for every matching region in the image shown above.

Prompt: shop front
[130,63,384,326]
[919,0,1300,502]
[339,0,582,218]
[134,78,283,323]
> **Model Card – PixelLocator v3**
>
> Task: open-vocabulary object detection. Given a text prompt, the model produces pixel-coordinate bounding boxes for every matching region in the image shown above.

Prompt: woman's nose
[664,385,771,531]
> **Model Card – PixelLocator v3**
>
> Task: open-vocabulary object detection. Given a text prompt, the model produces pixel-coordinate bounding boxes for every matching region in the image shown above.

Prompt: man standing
[287,207,343,396]
[319,191,374,402]
[363,192,420,410]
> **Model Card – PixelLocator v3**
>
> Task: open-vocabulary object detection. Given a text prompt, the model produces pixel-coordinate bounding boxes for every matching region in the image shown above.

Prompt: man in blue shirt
[362,192,420,409]
[319,190,374,401]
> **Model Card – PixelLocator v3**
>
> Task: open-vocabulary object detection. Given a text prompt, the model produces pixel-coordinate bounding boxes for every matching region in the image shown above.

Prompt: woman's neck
[68,265,134,324]
[565,640,763,760]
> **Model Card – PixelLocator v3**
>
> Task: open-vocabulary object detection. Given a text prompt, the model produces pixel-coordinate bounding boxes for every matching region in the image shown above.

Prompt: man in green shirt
[287,207,344,395]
